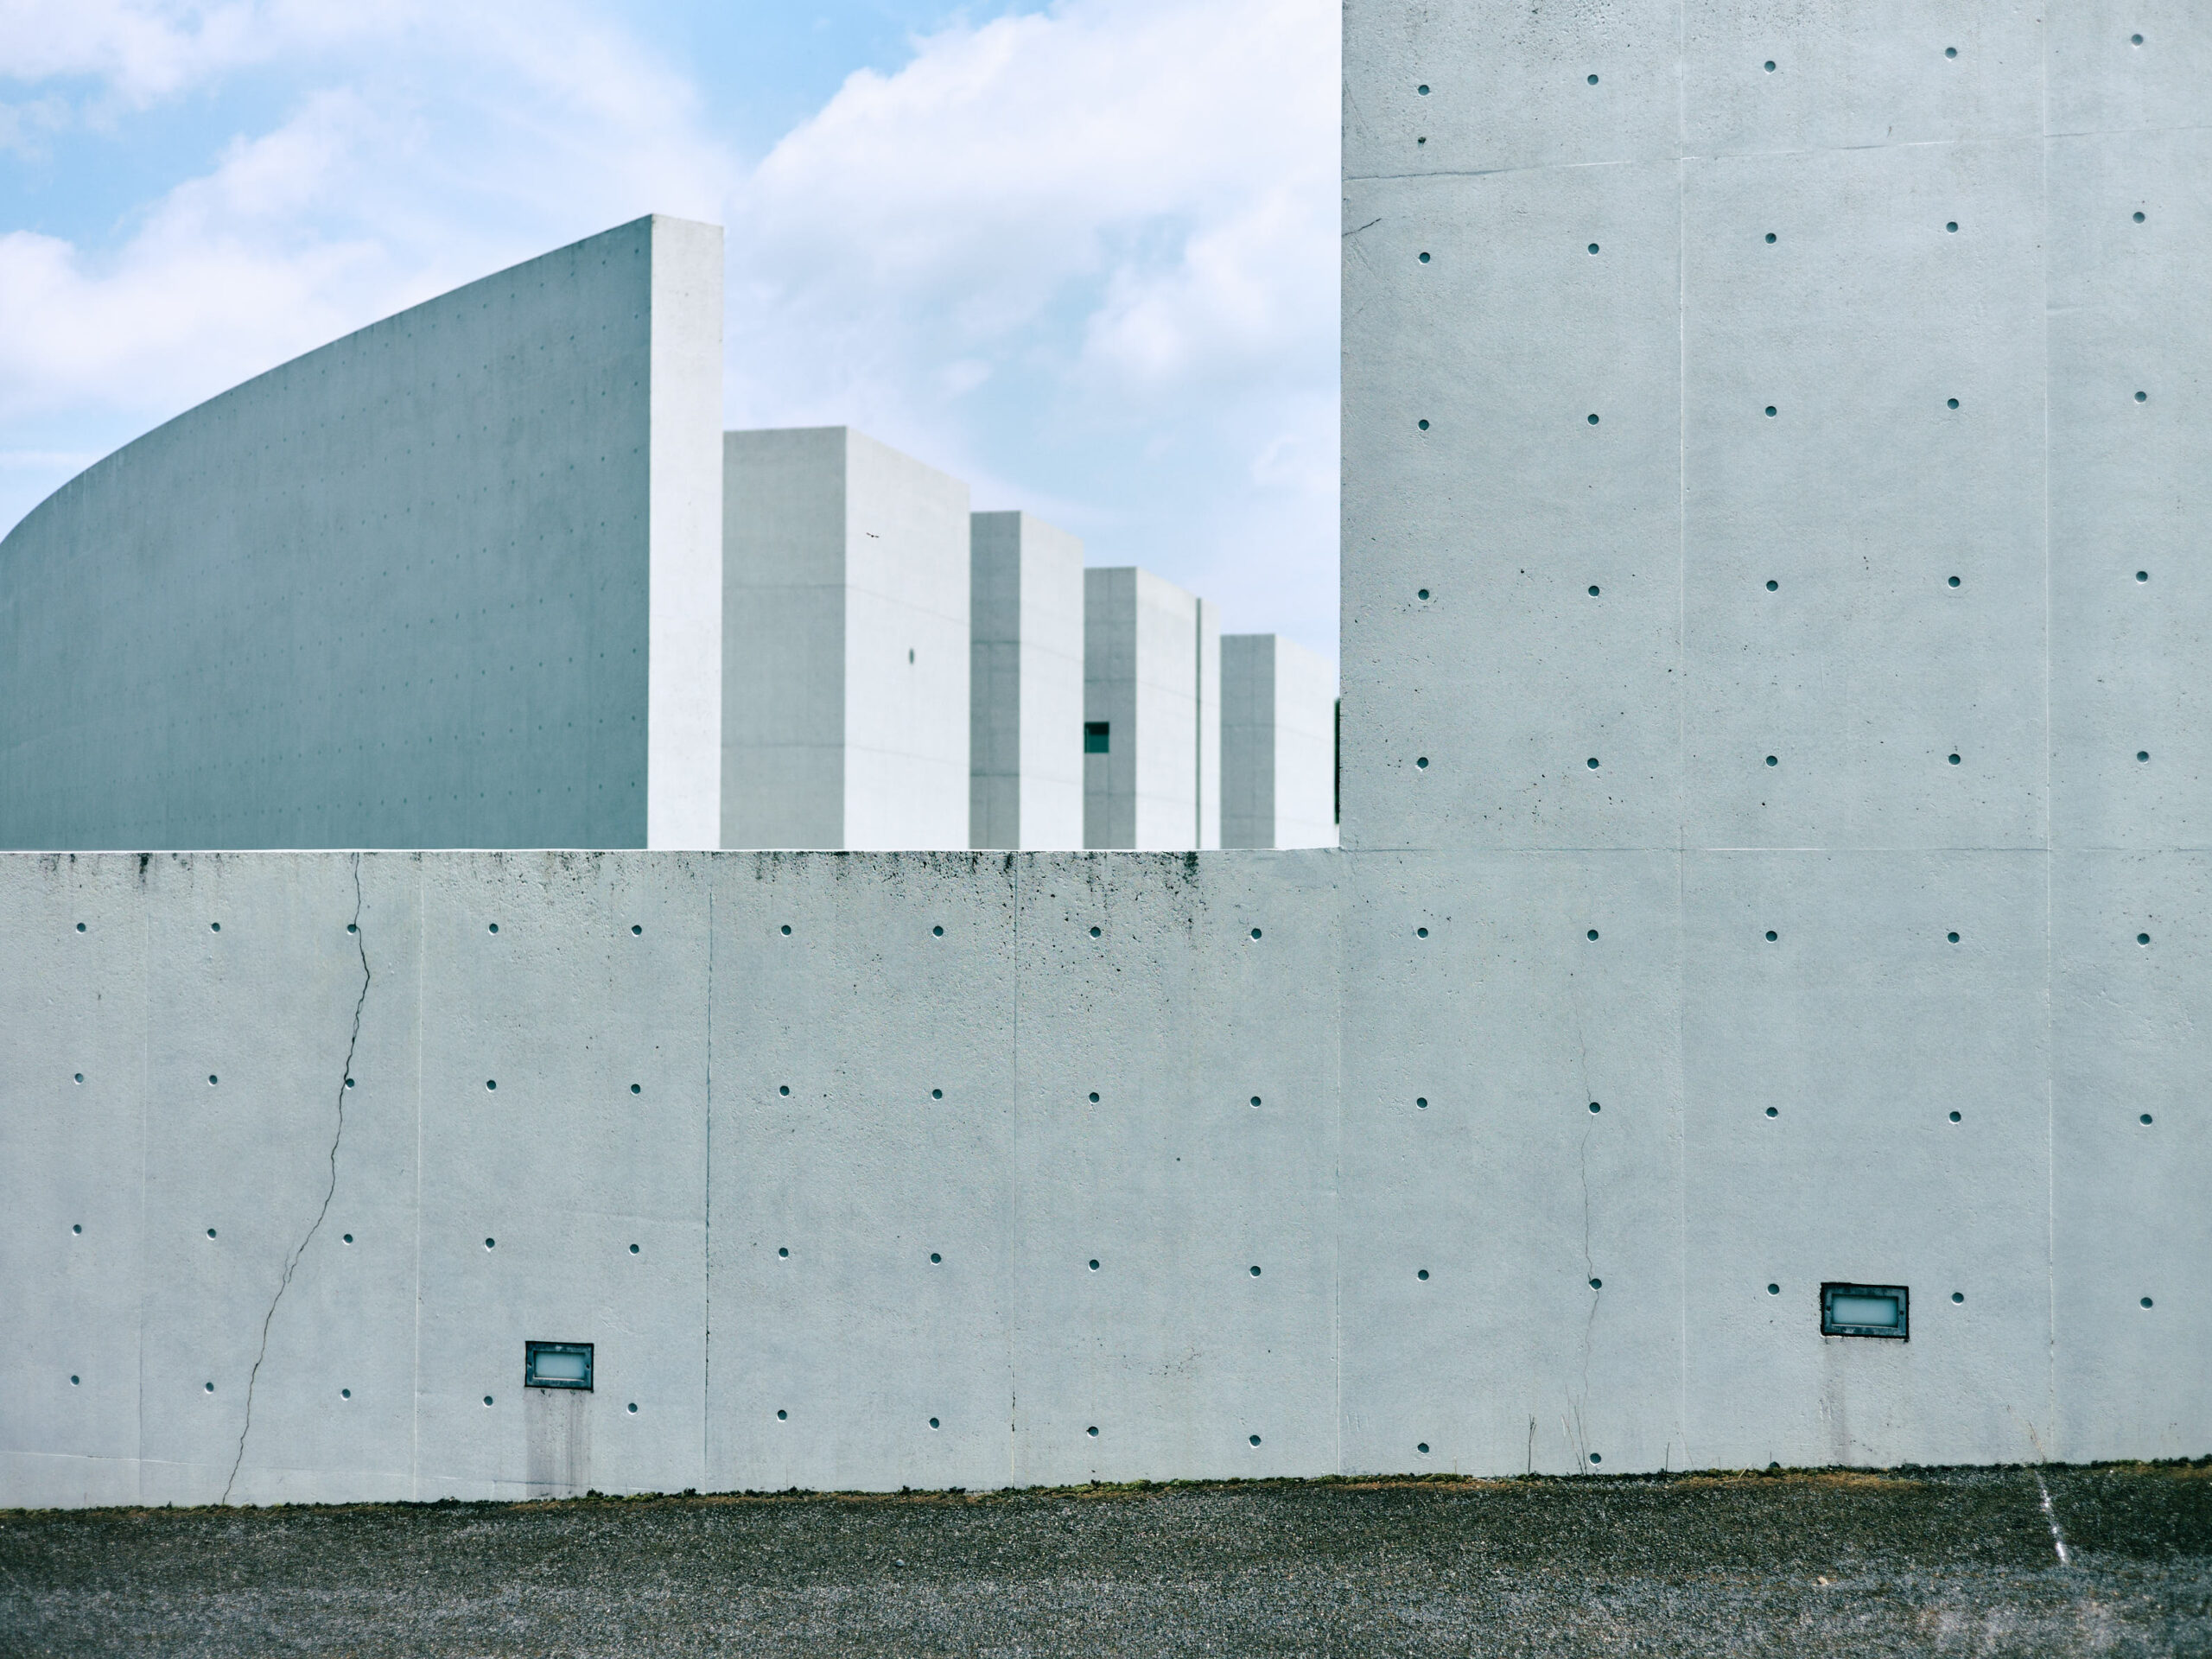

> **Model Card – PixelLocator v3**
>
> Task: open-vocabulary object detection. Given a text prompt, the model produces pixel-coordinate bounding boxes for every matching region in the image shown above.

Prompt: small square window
[1821,1284,1908,1339]
[1084,721,1110,754]
[524,1340,594,1389]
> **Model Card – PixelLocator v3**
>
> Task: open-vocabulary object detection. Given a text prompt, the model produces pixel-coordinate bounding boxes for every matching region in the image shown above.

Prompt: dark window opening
[1084,721,1110,754]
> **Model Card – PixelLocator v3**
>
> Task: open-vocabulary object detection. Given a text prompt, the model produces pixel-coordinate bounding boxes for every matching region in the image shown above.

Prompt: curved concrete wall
[0,216,724,853]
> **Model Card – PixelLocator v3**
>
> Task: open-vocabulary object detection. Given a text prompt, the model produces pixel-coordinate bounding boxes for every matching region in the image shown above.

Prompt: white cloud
[0,0,1340,656]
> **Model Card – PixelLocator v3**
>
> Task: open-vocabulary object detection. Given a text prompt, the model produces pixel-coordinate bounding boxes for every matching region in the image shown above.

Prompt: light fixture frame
[1820,1283,1909,1340]
[524,1340,594,1389]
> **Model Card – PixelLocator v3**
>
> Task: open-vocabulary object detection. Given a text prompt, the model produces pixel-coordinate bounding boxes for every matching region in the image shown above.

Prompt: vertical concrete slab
[722,429,849,850]
[1681,139,2046,851]
[1006,852,1341,1485]
[1084,569,1218,851]
[1340,159,1683,854]
[0,216,720,852]
[1338,849,1686,1478]
[1223,635,1338,850]
[970,512,1087,851]
[646,220,727,851]
[722,429,970,851]
[702,853,1020,1494]
[1680,852,2052,1471]
[409,854,711,1500]
[842,434,971,851]
[0,857,148,1508]
[2050,851,2212,1461]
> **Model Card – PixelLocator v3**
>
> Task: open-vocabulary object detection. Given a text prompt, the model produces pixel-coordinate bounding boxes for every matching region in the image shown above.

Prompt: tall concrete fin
[0,215,724,851]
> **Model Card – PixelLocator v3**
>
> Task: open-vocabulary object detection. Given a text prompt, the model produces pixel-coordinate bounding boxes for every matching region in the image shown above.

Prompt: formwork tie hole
[1249,1265,1262,1276]
[1768,1283,1780,1295]
[1588,1101,1600,1113]
[1766,931,1777,941]
[631,1084,640,1095]
[931,1088,943,1099]
[1950,1110,1962,1122]
[1418,1268,1429,1281]
[1766,1107,1778,1118]
[1417,1096,1427,1108]
[779,1085,790,1096]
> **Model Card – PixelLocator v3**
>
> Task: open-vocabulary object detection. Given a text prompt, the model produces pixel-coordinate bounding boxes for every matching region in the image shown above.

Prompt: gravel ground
[3,1463,2209,1656]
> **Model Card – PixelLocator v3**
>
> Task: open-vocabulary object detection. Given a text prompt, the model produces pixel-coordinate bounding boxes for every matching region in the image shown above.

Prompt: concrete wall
[969,512,1085,850]
[1222,635,1338,850]
[722,429,970,850]
[1084,569,1221,851]
[0,216,724,853]
[3,844,2200,1509]
[1340,4,2209,1472]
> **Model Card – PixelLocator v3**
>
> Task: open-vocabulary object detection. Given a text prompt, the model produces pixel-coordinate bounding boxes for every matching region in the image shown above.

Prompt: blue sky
[0,0,1339,665]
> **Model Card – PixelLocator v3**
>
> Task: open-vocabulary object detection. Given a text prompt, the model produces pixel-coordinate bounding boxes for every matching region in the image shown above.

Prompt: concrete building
[721,428,970,850]
[1083,568,1219,851]
[0,215,724,853]
[1220,634,1338,849]
[4,5,2210,1510]
[969,511,1085,850]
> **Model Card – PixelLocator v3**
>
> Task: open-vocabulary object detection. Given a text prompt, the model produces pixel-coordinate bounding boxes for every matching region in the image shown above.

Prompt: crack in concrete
[222,855,370,1504]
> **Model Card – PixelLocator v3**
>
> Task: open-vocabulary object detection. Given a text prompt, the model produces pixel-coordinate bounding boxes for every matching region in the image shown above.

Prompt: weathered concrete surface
[3,1465,2208,1656]
[0,216,724,853]
[1221,633,1338,849]
[722,429,971,850]
[1340,5,2211,1480]
[2,846,2200,1510]
[969,511,1085,850]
